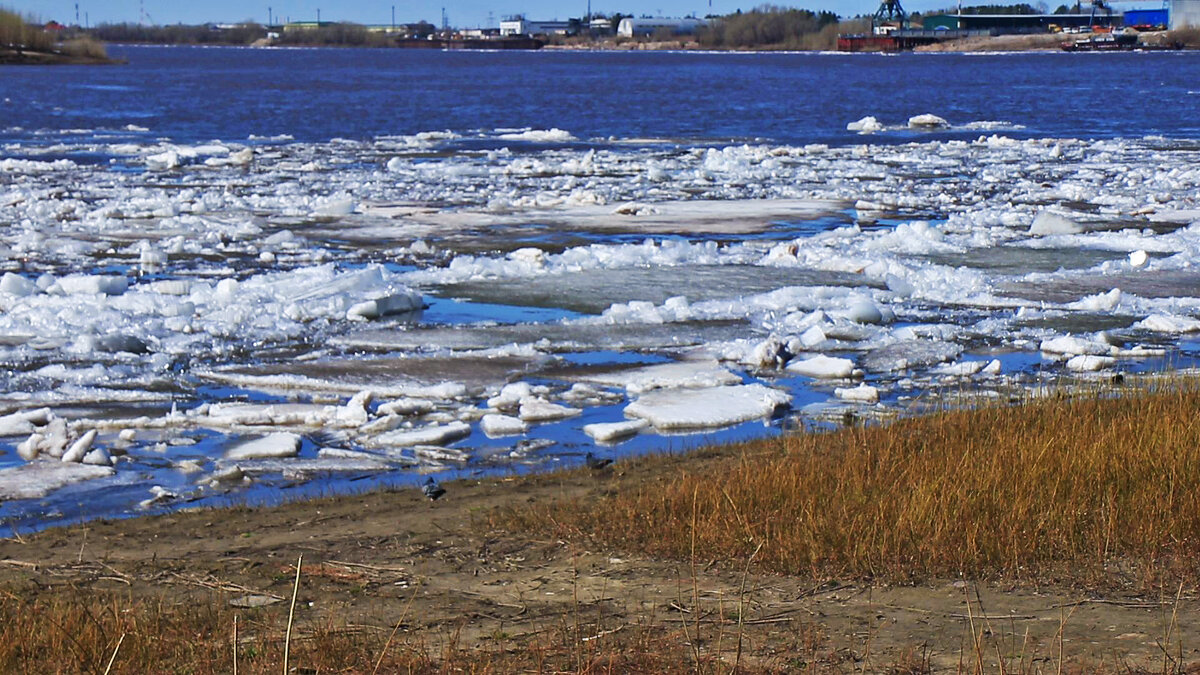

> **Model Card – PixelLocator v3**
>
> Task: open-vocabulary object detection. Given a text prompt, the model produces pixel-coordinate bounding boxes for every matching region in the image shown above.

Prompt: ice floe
[625,384,791,430]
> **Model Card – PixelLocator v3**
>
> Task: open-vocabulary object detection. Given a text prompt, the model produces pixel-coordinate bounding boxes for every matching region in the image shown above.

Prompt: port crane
[873,0,907,28]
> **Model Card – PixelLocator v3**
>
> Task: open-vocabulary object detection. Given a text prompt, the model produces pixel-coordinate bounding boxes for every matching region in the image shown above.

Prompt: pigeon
[421,476,446,501]
[585,452,613,470]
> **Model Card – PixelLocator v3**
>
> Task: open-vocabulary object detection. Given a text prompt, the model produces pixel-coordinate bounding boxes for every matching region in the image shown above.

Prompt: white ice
[625,384,790,430]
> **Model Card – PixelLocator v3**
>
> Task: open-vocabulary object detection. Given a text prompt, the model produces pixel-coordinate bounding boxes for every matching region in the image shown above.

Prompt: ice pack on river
[2,46,1200,530]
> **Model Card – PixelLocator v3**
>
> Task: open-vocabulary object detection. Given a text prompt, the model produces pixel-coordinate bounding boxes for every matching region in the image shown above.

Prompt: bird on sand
[585,452,613,470]
[421,476,446,501]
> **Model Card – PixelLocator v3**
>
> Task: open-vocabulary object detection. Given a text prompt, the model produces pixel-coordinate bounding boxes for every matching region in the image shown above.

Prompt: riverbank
[0,47,121,65]
[3,380,1200,672]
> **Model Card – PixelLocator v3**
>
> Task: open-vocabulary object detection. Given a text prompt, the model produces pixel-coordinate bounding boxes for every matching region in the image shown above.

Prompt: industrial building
[1173,0,1200,28]
[920,13,1110,33]
[616,17,708,38]
[499,18,572,36]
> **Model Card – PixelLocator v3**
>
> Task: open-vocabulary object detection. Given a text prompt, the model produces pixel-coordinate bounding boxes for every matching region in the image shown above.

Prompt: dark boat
[394,36,544,50]
[1061,32,1179,52]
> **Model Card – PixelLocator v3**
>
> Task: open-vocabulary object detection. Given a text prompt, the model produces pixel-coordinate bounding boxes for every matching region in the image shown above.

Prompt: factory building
[499,18,572,36]
[616,17,708,37]
[1172,0,1200,28]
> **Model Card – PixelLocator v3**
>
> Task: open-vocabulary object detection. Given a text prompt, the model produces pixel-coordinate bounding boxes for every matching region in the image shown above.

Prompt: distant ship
[1061,32,1180,51]
[395,36,544,50]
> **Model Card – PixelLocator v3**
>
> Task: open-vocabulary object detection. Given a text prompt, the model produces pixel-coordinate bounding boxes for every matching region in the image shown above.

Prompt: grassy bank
[6,380,1200,672]
[505,381,1200,585]
[0,7,111,64]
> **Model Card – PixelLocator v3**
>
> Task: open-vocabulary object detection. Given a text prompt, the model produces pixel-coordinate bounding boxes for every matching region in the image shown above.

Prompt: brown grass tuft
[504,382,1200,584]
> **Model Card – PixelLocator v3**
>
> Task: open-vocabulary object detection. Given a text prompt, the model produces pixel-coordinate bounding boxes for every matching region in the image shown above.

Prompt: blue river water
[3,46,1200,145]
[3,45,1200,531]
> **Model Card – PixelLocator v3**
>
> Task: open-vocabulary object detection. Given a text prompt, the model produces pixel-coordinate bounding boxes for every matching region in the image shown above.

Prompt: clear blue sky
[10,0,1156,29]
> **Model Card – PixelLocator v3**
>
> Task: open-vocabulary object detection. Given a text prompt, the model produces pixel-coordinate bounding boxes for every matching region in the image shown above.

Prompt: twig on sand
[102,632,125,675]
[581,624,626,642]
[283,554,302,675]
[232,615,238,675]
[166,571,283,600]
[372,579,422,675]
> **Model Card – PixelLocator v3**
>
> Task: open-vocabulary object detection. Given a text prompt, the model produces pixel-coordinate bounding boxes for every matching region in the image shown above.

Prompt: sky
[11,0,1160,30]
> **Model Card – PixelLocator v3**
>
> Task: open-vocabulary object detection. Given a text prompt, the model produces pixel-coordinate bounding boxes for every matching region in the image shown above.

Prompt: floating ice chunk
[217,457,390,476]
[981,359,1002,375]
[840,300,891,325]
[139,247,167,272]
[508,247,546,265]
[367,422,471,448]
[487,382,538,410]
[51,275,128,296]
[1134,314,1200,334]
[834,383,880,403]
[933,360,987,376]
[82,447,112,466]
[145,149,179,170]
[518,398,581,422]
[312,197,356,217]
[579,360,742,394]
[346,290,424,320]
[1070,288,1121,312]
[385,157,405,172]
[336,391,372,426]
[861,341,961,373]
[583,419,650,442]
[800,325,827,349]
[847,116,883,134]
[0,461,114,500]
[61,429,97,463]
[16,433,43,461]
[206,402,331,427]
[1066,355,1117,372]
[1039,336,1112,356]
[885,274,915,298]
[376,398,435,416]
[1129,250,1150,268]
[0,408,51,436]
[497,128,575,142]
[226,432,301,460]
[149,279,191,295]
[412,445,469,463]
[625,384,790,431]
[908,114,949,129]
[480,413,528,437]
[0,272,37,297]
[787,355,856,379]
[139,485,179,509]
[207,465,248,485]
[1029,210,1084,235]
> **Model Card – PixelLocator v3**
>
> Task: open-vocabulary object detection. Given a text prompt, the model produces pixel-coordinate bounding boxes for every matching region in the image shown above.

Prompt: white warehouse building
[1172,0,1200,28]
[499,19,572,36]
[617,17,708,37]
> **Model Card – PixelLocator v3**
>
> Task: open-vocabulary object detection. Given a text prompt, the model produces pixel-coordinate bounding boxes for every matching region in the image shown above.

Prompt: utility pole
[268,6,272,25]
[391,5,395,31]
[317,8,321,24]
[75,3,79,26]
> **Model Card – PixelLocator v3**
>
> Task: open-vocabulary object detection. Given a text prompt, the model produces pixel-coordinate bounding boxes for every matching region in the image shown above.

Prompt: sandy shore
[0,444,1194,670]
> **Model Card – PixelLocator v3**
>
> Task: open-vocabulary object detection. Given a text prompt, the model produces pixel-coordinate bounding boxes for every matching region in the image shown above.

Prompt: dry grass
[0,588,830,673]
[505,382,1200,584]
[58,36,108,59]
[0,7,53,51]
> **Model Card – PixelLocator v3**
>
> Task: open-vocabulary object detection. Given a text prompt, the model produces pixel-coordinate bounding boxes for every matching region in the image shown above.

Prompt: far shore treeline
[2,3,1073,52]
[4,2,1197,55]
